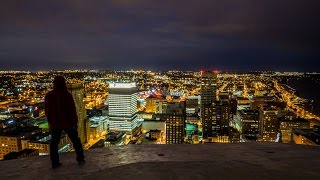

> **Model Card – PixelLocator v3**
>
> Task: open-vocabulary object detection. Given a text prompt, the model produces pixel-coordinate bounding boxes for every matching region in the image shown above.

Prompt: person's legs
[65,127,85,162]
[50,129,62,167]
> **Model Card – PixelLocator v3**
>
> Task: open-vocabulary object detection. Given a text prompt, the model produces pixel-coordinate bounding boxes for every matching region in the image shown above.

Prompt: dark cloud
[0,0,320,71]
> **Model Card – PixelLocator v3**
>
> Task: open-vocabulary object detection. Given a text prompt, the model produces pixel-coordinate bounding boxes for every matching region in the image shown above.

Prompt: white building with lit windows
[108,83,140,134]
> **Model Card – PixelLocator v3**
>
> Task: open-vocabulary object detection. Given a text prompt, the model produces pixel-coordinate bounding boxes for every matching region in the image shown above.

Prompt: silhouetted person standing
[45,76,85,168]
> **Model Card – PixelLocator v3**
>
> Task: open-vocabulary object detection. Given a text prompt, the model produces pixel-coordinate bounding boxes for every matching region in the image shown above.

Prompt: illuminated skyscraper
[162,102,186,144]
[259,108,279,142]
[200,71,217,138]
[108,83,139,135]
[218,92,232,127]
[200,71,217,105]
[67,83,90,144]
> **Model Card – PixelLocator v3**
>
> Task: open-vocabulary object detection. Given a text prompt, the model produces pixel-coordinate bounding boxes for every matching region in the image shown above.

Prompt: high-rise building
[201,105,215,138]
[217,92,232,132]
[259,108,279,142]
[237,110,260,135]
[216,101,231,133]
[67,83,90,144]
[108,83,139,135]
[200,71,217,105]
[200,71,217,138]
[162,102,186,144]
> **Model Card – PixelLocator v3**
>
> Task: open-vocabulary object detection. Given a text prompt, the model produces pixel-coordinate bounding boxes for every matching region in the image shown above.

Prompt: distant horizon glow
[1,69,320,73]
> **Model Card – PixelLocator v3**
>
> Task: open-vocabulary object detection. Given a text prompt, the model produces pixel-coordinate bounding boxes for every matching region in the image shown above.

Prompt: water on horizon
[287,77,320,116]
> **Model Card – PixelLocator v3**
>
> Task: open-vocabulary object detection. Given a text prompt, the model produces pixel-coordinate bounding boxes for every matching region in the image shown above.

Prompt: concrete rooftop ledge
[0,143,320,180]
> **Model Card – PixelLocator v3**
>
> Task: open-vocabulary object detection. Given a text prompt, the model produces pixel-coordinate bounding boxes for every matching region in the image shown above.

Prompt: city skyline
[0,69,320,167]
[1,0,320,71]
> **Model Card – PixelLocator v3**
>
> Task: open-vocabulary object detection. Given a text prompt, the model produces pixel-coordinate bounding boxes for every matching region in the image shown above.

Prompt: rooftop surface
[0,143,319,180]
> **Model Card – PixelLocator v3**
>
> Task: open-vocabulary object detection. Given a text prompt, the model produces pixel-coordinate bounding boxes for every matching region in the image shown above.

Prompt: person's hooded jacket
[45,76,78,129]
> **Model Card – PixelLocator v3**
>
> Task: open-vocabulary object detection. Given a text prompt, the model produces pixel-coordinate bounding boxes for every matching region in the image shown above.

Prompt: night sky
[0,0,320,71]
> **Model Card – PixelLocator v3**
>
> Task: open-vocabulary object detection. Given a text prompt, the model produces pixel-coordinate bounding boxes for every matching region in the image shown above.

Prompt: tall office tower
[67,83,90,144]
[200,71,217,105]
[216,101,230,134]
[237,110,260,135]
[217,93,232,133]
[259,108,279,142]
[108,83,139,135]
[162,102,186,144]
[200,71,217,138]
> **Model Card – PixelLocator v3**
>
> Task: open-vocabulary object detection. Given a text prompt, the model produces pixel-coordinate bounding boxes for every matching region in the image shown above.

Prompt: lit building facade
[156,101,171,114]
[89,116,108,140]
[237,110,260,135]
[163,102,186,144]
[108,83,139,135]
[21,132,70,155]
[201,105,216,138]
[216,101,231,134]
[292,127,320,146]
[280,119,310,143]
[0,136,22,159]
[200,71,217,138]
[259,109,279,142]
[3,149,39,160]
[67,83,90,144]
[145,96,157,113]
[186,96,200,115]
[142,120,165,133]
[148,130,162,140]
[0,127,41,159]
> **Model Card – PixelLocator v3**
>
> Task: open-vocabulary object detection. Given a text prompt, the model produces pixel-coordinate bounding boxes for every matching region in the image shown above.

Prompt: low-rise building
[0,126,41,159]
[280,118,310,143]
[90,116,108,140]
[148,130,162,140]
[292,127,320,146]
[3,149,39,160]
[142,120,165,133]
[21,132,70,155]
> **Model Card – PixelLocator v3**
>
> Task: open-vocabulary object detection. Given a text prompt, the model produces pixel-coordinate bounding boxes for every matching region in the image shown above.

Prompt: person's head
[53,76,67,90]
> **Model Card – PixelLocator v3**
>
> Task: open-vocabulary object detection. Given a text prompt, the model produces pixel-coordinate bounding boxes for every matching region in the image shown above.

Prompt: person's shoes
[52,162,62,169]
[78,160,86,165]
